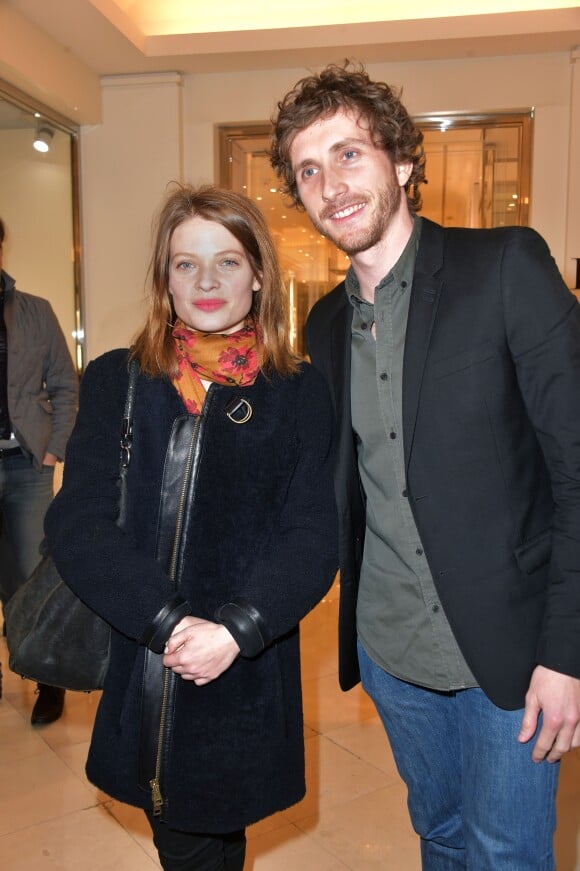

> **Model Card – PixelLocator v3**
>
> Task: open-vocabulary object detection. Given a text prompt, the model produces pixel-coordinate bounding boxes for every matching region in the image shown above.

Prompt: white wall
[567,49,580,299]
[79,74,183,361]
[0,3,101,124]
[78,51,578,360]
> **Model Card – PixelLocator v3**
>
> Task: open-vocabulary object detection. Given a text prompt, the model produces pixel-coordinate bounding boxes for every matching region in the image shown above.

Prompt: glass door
[0,79,83,371]
[417,113,531,228]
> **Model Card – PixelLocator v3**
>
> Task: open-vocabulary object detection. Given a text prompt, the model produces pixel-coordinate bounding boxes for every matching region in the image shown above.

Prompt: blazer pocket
[431,341,498,380]
[36,395,54,414]
[513,530,551,575]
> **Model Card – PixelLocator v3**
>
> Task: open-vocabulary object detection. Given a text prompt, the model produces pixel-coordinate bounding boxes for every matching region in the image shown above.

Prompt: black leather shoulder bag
[5,359,139,692]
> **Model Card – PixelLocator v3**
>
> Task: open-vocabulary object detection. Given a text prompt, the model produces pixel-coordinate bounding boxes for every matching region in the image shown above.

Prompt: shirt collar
[345,215,421,308]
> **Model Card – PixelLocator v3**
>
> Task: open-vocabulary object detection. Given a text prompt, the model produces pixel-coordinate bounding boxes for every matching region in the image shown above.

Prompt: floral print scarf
[172,318,263,414]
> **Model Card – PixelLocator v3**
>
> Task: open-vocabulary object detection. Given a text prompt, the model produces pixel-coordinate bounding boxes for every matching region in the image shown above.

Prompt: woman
[45,184,338,871]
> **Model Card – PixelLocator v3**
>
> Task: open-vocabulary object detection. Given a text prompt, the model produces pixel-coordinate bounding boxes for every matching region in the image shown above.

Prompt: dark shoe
[31,684,65,725]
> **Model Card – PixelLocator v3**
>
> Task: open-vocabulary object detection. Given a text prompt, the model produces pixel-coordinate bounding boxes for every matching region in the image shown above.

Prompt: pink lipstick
[194,299,225,312]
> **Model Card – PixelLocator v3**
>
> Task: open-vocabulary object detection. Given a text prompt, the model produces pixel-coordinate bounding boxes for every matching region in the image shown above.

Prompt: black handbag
[5,360,139,692]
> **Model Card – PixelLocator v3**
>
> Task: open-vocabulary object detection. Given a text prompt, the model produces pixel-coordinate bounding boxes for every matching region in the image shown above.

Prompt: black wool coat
[45,349,338,833]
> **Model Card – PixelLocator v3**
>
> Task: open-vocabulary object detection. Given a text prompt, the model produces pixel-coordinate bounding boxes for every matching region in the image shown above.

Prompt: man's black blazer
[306,217,580,710]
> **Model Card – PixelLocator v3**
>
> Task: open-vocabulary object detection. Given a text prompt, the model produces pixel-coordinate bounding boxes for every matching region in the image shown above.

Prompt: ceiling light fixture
[33,126,54,153]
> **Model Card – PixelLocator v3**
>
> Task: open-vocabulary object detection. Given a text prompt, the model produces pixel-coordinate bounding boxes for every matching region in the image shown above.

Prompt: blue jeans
[358,640,559,870]
[0,450,54,603]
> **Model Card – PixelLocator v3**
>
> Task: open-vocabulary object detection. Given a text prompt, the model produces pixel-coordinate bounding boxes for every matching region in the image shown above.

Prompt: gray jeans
[0,449,54,604]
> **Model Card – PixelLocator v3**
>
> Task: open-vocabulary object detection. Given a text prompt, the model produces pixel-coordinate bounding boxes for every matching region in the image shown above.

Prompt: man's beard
[312,181,401,256]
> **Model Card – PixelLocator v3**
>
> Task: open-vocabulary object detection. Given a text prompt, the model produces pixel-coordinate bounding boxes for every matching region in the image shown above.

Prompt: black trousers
[145,812,246,871]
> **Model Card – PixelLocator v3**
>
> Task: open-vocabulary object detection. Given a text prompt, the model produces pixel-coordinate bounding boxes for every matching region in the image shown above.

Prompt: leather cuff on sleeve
[214,598,271,658]
[140,593,191,653]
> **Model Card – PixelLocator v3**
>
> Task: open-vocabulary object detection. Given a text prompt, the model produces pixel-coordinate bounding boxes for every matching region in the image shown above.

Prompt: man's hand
[163,616,240,685]
[519,665,580,762]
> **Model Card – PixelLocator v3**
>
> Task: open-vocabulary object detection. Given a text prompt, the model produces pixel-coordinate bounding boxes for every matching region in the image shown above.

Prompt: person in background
[45,184,337,871]
[270,62,580,870]
[0,216,78,724]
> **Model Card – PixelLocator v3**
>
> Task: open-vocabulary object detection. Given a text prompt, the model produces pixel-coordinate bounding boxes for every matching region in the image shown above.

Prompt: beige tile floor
[0,580,579,870]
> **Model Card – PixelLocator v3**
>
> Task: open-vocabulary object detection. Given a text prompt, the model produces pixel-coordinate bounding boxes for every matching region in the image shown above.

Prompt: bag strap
[117,358,139,527]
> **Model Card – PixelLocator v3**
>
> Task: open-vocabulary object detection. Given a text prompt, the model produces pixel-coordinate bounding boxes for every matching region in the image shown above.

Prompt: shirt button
[380,372,388,381]
[432,604,440,613]
[361,322,368,330]
[401,280,408,288]
[389,432,396,439]
[416,548,423,556]
[402,489,408,497]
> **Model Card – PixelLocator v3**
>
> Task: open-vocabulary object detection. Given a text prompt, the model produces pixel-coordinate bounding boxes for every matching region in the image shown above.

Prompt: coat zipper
[150,415,202,816]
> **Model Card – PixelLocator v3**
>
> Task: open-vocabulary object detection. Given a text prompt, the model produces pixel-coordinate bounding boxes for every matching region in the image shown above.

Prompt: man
[270,63,580,869]
[0,217,78,724]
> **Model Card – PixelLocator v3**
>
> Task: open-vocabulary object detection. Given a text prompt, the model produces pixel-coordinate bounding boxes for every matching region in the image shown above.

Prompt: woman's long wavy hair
[271,62,426,213]
[131,184,298,377]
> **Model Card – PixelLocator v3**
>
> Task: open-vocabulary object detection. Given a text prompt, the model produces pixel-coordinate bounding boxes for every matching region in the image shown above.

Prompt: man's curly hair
[270,62,426,213]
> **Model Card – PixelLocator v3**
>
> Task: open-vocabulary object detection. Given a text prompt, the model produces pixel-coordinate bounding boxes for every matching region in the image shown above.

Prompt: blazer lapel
[330,299,352,433]
[328,296,357,507]
[402,219,444,469]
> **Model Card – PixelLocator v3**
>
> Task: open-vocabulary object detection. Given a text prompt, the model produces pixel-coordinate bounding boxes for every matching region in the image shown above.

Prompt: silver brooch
[225,397,253,425]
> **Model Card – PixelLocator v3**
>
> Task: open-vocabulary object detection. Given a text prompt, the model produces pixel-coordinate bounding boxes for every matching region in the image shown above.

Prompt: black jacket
[45,349,338,832]
[306,219,580,710]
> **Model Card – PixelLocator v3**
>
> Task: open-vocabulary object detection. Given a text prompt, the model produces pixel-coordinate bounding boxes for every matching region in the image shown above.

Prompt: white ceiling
[5,0,580,76]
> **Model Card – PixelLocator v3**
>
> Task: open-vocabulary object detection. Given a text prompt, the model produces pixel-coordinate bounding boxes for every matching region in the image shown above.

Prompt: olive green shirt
[348,218,476,690]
